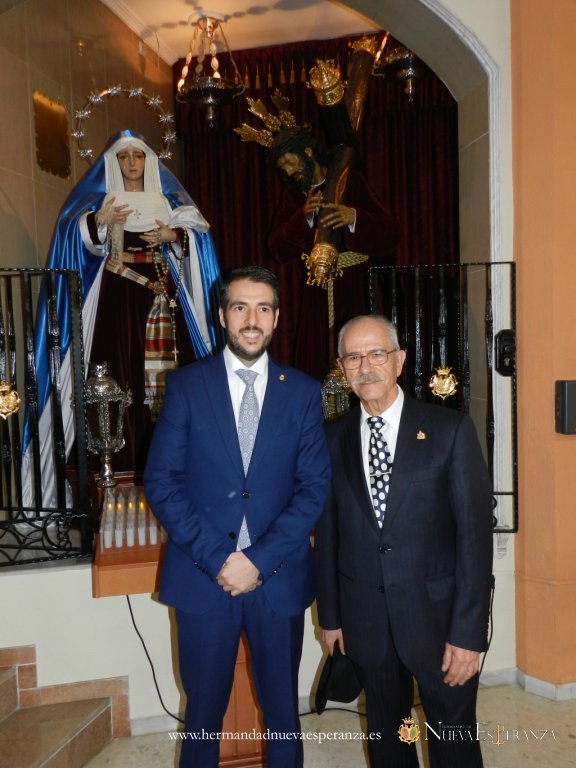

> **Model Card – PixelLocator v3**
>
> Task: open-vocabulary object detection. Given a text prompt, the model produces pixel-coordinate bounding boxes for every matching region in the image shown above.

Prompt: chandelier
[374,45,425,102]
[176,13,244,127]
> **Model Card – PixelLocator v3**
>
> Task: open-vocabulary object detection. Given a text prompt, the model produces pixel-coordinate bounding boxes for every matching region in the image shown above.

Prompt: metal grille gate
[0,269,92,566]
[0,263,516,564]
[368,262,517,533]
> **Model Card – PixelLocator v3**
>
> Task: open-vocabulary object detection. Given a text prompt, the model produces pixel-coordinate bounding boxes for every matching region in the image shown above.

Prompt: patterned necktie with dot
[235,369,259,549]
[367,416,393,527]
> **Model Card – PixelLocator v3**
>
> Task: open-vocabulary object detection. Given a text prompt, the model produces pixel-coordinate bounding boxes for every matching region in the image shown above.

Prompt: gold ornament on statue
[234,91,298,148]
[0,382,20,419]
[307,59,345,106]
[302,243,342,288]
[355,35,382,59]
[429,366,458,400]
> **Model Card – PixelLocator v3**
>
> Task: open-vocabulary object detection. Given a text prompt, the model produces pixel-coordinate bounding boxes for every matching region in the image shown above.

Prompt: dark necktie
[236,369,259,549]
[367,416,393,527]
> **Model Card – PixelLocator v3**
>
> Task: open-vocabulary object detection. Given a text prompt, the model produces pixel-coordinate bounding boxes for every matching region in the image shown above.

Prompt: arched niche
[343,1,516,550]
[342,0,497,266]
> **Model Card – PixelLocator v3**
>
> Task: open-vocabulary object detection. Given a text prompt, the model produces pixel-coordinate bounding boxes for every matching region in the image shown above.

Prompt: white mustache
[351,373,386,385]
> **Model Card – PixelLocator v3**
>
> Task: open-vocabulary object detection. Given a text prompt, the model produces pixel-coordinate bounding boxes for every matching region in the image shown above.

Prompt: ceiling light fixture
[176,12,244,128]
[374,46,425,102]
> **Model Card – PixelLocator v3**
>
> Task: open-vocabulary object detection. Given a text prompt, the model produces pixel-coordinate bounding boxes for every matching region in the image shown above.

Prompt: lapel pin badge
[417,430,426,440]
[279,374,285,381]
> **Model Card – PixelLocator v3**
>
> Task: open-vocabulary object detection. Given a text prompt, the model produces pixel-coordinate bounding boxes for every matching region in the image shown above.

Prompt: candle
[147,504,158,545]
[126,497,135,547]
[101,497,114,550]
[137,497,147,546]
[114,492,125,548]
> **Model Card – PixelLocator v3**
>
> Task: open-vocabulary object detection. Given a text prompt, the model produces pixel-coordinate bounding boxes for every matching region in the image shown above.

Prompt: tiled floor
[86,684,576,767]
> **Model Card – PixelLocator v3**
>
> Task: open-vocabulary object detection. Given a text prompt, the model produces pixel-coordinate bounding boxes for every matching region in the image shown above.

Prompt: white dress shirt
[360,386,404,496]
[223,346,268,423]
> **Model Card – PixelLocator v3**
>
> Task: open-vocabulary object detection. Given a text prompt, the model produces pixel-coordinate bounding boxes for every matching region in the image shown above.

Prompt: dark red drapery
[174,33,459,379]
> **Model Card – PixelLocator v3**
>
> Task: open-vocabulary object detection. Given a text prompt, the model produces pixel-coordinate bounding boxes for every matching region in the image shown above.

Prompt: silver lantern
[85,362,132,489]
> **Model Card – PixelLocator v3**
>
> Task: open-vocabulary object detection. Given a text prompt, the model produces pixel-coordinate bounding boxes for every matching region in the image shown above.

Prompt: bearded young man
[144,266,330,768]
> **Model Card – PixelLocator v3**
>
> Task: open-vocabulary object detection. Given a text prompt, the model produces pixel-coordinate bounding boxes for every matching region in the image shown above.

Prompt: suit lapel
[246,360,286,477]
[381,396,428,530]
[202,355,245,479]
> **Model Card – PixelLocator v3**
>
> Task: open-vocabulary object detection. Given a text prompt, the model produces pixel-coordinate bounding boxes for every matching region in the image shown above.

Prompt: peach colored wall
[512,0,576,684]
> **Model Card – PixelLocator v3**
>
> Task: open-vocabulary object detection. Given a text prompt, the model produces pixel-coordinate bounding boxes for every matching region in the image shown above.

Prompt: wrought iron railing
[0,269,92,566]
[368,262,517,533]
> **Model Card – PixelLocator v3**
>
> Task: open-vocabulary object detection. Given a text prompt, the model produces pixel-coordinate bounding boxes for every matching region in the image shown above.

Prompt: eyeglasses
[339,348,398,370]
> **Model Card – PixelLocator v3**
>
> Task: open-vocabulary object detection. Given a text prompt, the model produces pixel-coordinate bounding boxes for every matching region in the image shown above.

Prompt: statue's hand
[318,203,356,230]
[96,198,132,227]
[140,219,177,248]
[304,190,324,218]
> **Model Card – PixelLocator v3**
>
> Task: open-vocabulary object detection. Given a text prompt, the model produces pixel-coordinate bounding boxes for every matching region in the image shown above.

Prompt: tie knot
[367,416,385,433]
[236,368,258,387]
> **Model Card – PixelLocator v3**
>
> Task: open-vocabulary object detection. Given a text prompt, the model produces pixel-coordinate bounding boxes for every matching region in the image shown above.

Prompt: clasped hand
[95,201,175,248]
[216,551,262,596]
[139,219,177,248]
[304,191,355,229]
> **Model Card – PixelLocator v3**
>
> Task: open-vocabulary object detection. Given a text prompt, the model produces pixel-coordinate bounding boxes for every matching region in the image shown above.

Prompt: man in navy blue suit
[144,265,330,767]
[315,315,493,768]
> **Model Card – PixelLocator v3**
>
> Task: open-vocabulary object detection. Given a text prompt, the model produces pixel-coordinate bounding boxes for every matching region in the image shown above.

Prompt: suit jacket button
[229,531,236,540]
[242,491,250,499]
[378,585,385,593]
[379,544,391,553]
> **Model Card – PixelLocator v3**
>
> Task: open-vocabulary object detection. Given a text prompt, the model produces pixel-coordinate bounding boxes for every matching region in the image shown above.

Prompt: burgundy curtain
[174,33,458,377]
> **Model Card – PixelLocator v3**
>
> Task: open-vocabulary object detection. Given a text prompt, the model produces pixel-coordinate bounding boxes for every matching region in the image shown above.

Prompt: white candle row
[99,486,164,550]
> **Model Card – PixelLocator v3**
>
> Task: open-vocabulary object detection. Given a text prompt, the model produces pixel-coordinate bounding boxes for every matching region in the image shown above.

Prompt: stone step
[0,698,112,768]
[0,665,18,721]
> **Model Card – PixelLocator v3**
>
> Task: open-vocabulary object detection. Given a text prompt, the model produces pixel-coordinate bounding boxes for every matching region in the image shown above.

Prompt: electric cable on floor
[126,595,370,726]
[126,595,184,724]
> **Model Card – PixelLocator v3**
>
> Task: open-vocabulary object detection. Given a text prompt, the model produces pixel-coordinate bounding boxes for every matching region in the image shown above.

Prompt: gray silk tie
[236,369,259,549]
[367,416,393,527]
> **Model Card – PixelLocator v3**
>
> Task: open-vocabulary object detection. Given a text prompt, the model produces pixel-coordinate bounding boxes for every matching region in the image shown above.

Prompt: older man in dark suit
[314,315,493,768]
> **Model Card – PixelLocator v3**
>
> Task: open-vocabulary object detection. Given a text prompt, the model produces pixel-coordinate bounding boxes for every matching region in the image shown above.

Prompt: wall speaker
[555,380,576,434]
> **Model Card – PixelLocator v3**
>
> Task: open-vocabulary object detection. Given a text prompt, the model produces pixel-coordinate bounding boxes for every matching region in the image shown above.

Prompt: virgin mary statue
[23,130,220,506]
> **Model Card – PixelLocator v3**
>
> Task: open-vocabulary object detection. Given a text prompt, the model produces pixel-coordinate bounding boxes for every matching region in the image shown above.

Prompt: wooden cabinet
[92,537,163,596]
[220,635,265,767]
